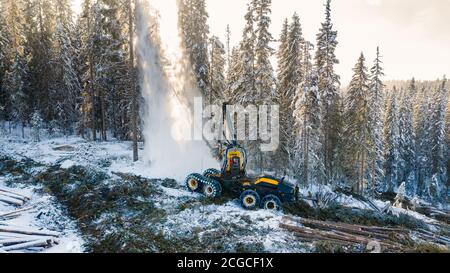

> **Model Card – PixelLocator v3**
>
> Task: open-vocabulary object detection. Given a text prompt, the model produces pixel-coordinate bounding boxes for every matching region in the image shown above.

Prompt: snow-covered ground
[0,134,448,253]
[0,135,218,182]
[0,135,308,253]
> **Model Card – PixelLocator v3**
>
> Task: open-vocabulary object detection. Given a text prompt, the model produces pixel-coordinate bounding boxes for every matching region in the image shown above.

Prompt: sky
[72,0,450,86]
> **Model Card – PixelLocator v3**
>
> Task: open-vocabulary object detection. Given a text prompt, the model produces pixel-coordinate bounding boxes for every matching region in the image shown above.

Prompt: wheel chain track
[185,173,222,198]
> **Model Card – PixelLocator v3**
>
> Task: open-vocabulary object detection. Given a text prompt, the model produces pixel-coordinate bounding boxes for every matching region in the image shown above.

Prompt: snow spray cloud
[137,0,279,180]
[137,0,217,180]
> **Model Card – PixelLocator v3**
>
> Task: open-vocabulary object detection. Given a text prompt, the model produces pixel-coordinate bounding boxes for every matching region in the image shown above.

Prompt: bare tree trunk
[129,0,138,162]
[87,5,96,141]
[100,89,107,141]
[361,149,366,194]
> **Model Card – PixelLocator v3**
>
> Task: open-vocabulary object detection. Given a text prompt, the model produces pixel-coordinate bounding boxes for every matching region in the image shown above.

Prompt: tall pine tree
[254,0,276,171]
[275,13,304,173]
[228,1,256,104]
[368,47,385,194]
[178,0,210,97]
[209,36,226,104]
[52,0,81,135]
[397,88,416,195]
[293,42,325,186]
[383,89,400,192]
[343,53,371,194]
[315,0,342,183]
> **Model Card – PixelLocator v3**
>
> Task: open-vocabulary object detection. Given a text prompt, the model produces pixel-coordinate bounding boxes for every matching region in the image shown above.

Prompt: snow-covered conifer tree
[293,42,325,186]
[254,0,276,103]
[367,47,385,195]
[315,0,342,183]
[178,0,210,97]
[426,78,448,200]
[275,13,304,174]
[31,110,44,142]
[253,0,276,171]
[229,1,256,104]
[383,89,400,192]
[343,53,371,194]
[52,0,81,135]
[397,88,416,196]
[209,36,226,105]
[0,6,11,121]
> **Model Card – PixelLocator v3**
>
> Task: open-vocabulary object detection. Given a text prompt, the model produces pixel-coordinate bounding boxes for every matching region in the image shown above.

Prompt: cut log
[0,238,56,252]
[283,216,409,234]
[0,232,31,239]
[0,207,34,219]
[0,195,24,206]
[0,226,60,237]
[0,191,29,202]
[281,216,450,249]
[0,236,55,246]
[0,187,31,200]
[280,223,402,251]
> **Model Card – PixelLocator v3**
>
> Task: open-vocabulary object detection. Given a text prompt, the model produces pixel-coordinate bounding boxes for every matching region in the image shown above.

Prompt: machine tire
[260,195,283,212]
[240,190,261,210]
[185,173,204,193]
[202,179,222,199]
[203,168,221,178]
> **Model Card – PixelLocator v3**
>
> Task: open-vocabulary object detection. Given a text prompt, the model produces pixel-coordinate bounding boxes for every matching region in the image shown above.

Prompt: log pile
[0,187,31,206]
[280,216,450,252]
[0,223,60,252]
[0,213,60,252]
[0,187,60,252]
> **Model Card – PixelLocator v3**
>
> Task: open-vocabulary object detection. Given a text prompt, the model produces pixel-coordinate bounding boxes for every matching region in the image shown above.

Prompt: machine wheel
[203,168,221,178]
[202,179,222,199]
[185,173,203,193]
[261,195,283,212]
[240,190,261,210]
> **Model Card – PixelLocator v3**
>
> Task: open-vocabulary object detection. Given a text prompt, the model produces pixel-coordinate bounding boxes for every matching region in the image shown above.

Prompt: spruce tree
[225,46,240,101]
[93,0,128,141]
[315,0,342,183]
[27,0,55,124]
[293,42,325,186]
[209,36,226,105]
[276,13,304,173]
[229,1,256,104]
[254,0,276,103]
[52,0,81,135]
[253,0,276,171]
[397,88,416,195]
[0,6,11,121]
[31,110,44,142]
[78,0,97,140]
[426,78,448,200]
[225,24,231,67]
[368,47,385,194]
[179,0,210,97]
[276,18,289,93]
[343,53,371,194]
[3,53,30,137]
[445,94,450,197]
[2,0,31,136]
[383,89,400,192]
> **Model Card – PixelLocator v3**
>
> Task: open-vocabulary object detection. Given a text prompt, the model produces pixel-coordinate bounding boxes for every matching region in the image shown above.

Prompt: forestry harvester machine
[185,103,299,211]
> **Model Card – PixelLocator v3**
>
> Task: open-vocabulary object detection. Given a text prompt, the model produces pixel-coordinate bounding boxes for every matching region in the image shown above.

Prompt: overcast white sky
[73,0,450,85]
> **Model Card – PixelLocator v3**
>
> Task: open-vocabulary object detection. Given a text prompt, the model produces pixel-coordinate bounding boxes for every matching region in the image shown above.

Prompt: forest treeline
[0,0,448,201]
